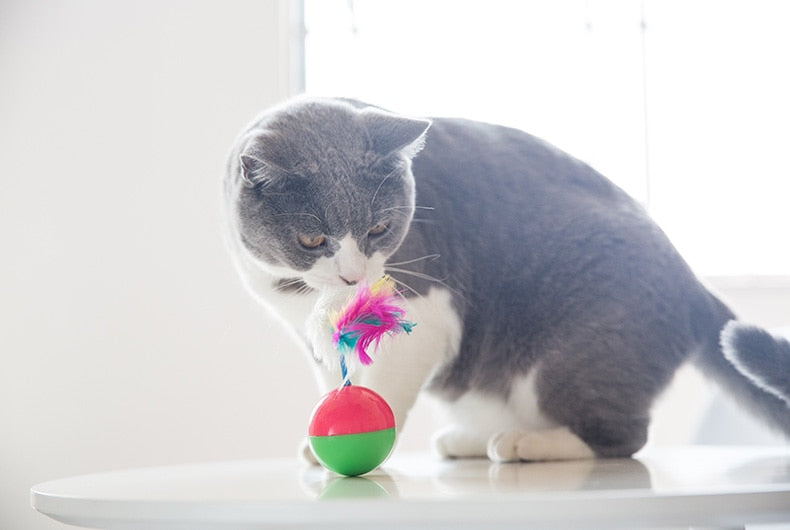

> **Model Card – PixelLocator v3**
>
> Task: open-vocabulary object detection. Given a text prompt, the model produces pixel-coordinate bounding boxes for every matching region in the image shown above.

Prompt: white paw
[305,306,341,371]
[487,429,529,462]
[305,288,355,372]
[432,427,488,459]
[487,427,596,462]
[307,326,338,371]
[299,437,320,466]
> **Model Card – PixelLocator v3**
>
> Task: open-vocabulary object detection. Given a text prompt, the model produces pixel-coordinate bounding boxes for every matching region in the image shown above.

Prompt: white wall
[0,2,330,529]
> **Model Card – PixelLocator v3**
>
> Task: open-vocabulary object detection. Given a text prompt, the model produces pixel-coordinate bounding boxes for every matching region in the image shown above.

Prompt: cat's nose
[335,235,366,287]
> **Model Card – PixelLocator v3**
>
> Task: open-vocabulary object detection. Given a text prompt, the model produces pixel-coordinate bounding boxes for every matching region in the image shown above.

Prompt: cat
[221,96,790,462]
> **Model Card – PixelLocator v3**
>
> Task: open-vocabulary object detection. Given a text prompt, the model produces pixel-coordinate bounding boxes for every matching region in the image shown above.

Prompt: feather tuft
[330,275,414,364]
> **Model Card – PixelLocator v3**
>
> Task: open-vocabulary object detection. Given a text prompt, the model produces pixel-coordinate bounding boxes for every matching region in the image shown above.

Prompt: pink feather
[331,278,413,365]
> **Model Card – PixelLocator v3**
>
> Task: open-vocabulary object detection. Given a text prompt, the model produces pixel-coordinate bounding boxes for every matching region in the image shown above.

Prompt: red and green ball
[308,385,396,476]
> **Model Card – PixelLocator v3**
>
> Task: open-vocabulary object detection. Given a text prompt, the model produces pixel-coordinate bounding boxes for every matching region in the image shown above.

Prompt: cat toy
[308,276,414,476]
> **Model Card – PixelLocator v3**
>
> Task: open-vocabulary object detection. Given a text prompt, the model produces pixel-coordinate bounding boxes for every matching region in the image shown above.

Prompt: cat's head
[227,97,431,291]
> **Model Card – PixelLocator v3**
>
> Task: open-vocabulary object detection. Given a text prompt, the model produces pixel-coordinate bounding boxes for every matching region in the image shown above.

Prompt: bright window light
[303,0,790,277]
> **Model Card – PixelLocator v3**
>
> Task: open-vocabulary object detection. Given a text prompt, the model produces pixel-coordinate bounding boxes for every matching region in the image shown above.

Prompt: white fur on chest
[301,285,463,432]
[335,286,462,407]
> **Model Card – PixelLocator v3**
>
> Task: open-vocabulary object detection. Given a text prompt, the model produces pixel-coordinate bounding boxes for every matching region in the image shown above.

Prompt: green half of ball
[309,427,396,476]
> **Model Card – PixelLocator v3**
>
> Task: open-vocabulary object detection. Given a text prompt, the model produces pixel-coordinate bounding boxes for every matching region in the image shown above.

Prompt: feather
[331,275,414,365]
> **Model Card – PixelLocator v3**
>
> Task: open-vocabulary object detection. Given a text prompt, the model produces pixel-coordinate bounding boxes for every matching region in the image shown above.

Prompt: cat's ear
[239,152,268,186]
[361,109,432,158]
[238,132,292,186]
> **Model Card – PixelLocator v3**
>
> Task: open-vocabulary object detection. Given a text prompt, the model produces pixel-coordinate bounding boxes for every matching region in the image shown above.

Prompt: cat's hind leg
[432,383,545,459]
[473,370,600,461]
[485,348,655,462]
[528,329,670,459]
[435,424,596,461]
[487,427,596,462]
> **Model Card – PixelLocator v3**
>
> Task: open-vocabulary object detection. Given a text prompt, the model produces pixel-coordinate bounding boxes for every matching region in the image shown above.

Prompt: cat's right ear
[239,153,268,187]
[239,129,299,187]
[361,109,432,159]
[238,131,290,187]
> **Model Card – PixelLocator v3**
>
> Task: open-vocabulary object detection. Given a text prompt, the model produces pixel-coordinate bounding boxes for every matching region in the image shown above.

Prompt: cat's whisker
[274,212,323,224]
[386,210,412,221]
[386,266,446,284]
[385,266,461,297]
[387,254,441,267]
[383,205,435,211]
[376,205,436,219]
[371,169,399,207]
[274,277,312,293]
[377,205,435,213]
[388,276,423,300]
[376,207,411,220]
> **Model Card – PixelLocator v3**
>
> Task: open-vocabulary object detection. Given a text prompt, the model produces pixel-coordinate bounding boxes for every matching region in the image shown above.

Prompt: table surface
[31,446,790,529]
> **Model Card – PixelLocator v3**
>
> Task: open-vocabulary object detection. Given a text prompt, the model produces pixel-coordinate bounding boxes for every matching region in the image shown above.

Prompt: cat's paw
[305,308,341,370]
[432,427,488,459]
[306,325,338,370]
[305,288,353,370]
[487,427,596,462]
[299,437,320,466]
[486,429,531,462]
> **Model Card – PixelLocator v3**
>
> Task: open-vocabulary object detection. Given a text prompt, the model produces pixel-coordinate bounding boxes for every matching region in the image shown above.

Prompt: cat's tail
[721,321,790,407]
[692,293,790,438]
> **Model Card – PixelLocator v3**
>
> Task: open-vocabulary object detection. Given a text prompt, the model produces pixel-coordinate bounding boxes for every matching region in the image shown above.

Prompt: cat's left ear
[361,109,432,159]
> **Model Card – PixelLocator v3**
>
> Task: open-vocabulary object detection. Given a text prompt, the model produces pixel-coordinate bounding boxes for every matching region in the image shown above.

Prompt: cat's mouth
[302,267,388,293]
[301,252,387,292]
[301,272,368,291]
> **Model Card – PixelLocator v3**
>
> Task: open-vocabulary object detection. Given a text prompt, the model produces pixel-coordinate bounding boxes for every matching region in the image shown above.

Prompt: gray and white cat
[222,96,790,461]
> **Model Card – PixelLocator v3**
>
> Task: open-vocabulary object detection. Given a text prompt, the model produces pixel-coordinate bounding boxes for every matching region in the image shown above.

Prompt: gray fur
[223,96,790,457]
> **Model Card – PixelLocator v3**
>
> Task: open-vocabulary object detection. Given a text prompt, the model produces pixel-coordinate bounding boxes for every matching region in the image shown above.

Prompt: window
[303,0,790,277]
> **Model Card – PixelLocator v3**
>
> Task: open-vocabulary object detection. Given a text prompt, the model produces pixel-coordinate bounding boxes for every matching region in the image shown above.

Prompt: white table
[31,446,790,529]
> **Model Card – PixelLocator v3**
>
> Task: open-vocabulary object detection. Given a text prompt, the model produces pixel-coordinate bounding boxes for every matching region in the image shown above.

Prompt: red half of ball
[308,385,395,436]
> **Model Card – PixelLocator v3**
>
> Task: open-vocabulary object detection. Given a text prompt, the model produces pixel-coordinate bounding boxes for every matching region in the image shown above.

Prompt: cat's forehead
[271,102,372,170]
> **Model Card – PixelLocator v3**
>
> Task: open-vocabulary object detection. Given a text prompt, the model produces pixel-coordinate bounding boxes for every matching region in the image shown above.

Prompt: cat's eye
[298,234,326,249]
[368,222,389,236]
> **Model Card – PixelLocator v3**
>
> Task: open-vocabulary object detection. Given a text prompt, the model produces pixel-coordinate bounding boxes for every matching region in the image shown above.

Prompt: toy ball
[308,385,396,476]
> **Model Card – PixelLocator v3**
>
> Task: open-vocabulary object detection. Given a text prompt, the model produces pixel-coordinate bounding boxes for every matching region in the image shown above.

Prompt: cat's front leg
[300,289,354,467]
[357,288,460,433]
[304,287,458,459]
[355,346,424,431]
